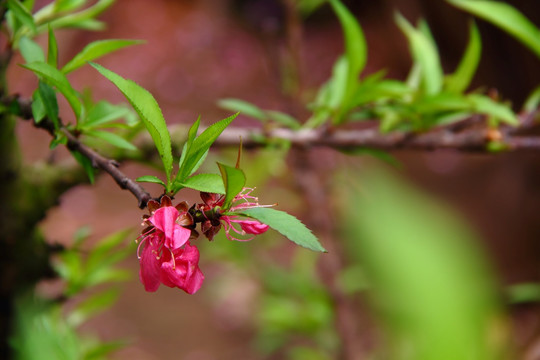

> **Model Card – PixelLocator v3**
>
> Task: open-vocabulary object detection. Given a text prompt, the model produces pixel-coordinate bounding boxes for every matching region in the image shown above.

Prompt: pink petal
[168,224,191,250]
[239,220,269,235]
[139,237,162,292]
[149,206,179,242]
[160,243,204,294]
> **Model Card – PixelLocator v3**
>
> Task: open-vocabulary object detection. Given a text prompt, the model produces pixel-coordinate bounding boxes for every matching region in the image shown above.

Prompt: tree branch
[209,112,540,152]
[7,96,153,208]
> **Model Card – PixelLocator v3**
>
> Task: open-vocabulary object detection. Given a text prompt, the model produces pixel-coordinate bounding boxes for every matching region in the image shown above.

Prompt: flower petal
[239,220,269,235]
[150,207,178,235]
[139,236,162,292]
[160,243,204,294]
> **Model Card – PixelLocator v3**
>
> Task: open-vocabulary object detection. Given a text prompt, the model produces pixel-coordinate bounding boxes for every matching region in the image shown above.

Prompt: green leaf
[304,56,347,128]
[343,168,502,360]
[36,81,59,128]
[19,36,45,63]
[239,207,326,252]
[266,110,301,129]
[90,62,173,183]
[448,0,540,59]
[396,13,443,95]
[47,26,58,67]
[80,101,133,129]
[218,163,246,210]
[67,289,119,327]
[54,0,86,13]
[329,0,367,115]
[62,39,143,74]
[524,85,540,112]
[35,0,114,32]
[70,149,95,183]
[85,129,137,151]
[31,92,45,124]
[217,98,267,121]
[136,175,166,186]
[179,173,225,194]
[445,21,481,94]
[22,62,83,121]
[7,0,37,35]
[468,94,518,126]
[175,113,238,183]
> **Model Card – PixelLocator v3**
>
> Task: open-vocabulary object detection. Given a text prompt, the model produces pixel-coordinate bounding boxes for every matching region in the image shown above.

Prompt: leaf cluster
[220,0,540,140]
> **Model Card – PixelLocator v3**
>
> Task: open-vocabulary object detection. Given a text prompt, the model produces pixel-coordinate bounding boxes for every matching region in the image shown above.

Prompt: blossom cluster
[136,190,269,294]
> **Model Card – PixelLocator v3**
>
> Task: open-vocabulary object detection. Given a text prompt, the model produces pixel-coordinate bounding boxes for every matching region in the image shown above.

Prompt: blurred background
[11,0,540,359]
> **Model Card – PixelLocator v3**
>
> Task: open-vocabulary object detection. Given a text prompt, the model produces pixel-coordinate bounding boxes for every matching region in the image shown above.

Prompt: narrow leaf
[180,173,226,194]
[266,110,301,129]
[135,175,165,186]
[47,26,58,68]
[175,113,237,182]
[70,149,95,183]
[90,62,173,183]
[81,101,132,129]
[448,0,540,59]
[329,0,367,94]
[36,0,114,32]
[22,62,83,120]
[67,289,119,327]
[36,81,59,128]
[239,207,326,252]
[396,13,443,95]
[217,98,267,121]
[31,92,46,124]
[445,21,481,93]
[468,94,518,126]
[19,36,45,63]
[54,0,86,13]
[218,163,245,210]
[85,130,137,151]
[62,39,143,74]
[7,0,37,34]
[523,85,540,112]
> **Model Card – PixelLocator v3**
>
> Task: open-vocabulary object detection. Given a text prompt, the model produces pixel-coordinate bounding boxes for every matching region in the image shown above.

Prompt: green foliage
[173,113,238,192]
[84,129,137,151]
[255,251,336,358]
[10,228,132,360]
[329,0,367,124]
[448,0,540,59]
[6,0,37,37]
[239,207,326,252]
[396,13,443,95]
[33,81,59,128]
[62,39,143,74]
[18,36,44,63]
[218,98,301,129]
[445,21,481,93]
[90,62,174,184]
[341,169,504,360]
[218,162,246,210]
[135,175,166,186]
[22,61,83,121]
[47,26,58,67]
[178,173,226,194]
[53,228,133,296]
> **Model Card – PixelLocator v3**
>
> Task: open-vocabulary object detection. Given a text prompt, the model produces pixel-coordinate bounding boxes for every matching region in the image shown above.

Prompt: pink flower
[198,188,270,241]
[137,196,204,294]
[138,238,204,294]
[147,206,191,250]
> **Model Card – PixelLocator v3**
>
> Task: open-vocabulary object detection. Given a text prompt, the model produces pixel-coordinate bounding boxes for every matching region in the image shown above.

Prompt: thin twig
[6,96,153,208]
